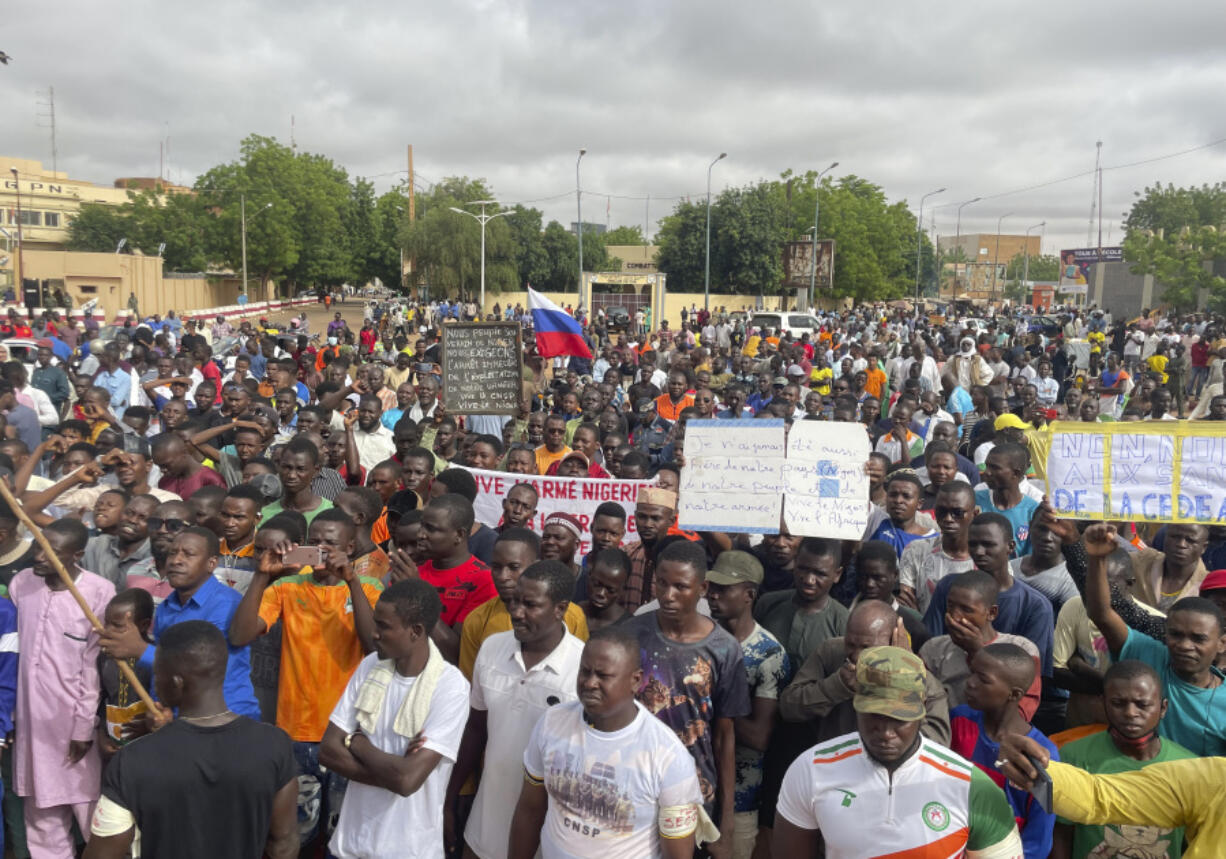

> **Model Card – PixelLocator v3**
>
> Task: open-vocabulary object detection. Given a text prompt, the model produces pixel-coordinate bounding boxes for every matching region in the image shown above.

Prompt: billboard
[1060,247,1123,287]
[783,240,835,290]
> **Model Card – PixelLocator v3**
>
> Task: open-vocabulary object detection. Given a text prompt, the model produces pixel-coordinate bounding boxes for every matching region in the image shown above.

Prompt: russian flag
[528,287,592,358]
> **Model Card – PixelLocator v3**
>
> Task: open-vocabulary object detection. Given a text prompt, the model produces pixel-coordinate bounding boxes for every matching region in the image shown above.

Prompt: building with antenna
[2,156,188,253]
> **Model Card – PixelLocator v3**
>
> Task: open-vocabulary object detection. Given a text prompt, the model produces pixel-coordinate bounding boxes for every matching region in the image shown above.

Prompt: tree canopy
[1123,182,1226,310]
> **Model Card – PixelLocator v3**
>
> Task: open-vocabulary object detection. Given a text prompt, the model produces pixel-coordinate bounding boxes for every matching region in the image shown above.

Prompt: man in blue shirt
[975,442,1038,558]
[91,343,132,418]
[99,526,259,718]
[1081,521,1226,756]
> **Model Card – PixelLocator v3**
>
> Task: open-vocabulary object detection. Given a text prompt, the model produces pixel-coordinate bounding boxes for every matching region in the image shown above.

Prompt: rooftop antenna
[35,86,57,174]
[1087,141,1102,247]
[291,115,297,152]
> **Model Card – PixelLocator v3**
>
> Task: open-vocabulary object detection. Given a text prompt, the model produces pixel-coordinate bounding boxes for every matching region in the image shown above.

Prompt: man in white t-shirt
[449,561,585,859]
[509,627,707,859]
[320,579,470,859]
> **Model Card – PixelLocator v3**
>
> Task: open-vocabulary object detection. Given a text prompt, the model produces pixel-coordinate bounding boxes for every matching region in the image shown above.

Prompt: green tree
[603,225,647,245]
[66,190,209,272]
[714,181,788,296]
[504,205,549,290]
[655,200,710,292]
[539,221,578,293]
[66,203,132,254]
[1004,252,1060,282]
[1123,182,1226,310]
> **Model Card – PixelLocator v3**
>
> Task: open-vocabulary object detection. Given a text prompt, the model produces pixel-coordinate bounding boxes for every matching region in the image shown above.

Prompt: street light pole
[576,149,586,296]
[992,212,1014,306]
[914,187,945,314]
[449,201,511,314]
[241,194,273,301]
[953,197,980,299]
[808,161,839,310]
[9,167,23,302]
[1023,220,1045,298]
[704,152,727,312]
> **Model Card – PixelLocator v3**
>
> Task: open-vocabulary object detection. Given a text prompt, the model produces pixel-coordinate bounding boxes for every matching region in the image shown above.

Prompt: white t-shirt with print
[525,700,703,859]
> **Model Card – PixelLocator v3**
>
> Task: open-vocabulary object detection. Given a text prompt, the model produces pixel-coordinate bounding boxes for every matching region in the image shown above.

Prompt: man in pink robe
[11,519,114,858]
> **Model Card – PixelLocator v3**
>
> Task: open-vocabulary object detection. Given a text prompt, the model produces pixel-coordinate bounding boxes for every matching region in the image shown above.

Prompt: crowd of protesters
[0,295,1220,858]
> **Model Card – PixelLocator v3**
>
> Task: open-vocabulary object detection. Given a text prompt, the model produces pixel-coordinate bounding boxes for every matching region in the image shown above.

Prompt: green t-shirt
[966,763,1023,852]
[262,497,334,527]
[1058,730,1195,858]
[753,591,849,668]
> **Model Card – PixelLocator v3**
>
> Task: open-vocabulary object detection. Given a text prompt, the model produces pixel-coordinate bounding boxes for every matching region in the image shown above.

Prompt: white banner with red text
[464,468,654,555]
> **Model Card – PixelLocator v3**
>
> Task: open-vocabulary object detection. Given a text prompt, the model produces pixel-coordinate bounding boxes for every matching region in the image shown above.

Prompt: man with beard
[349,395,396,472]
[621,487,678,611]
[448,561,583,859]
[751,529,803,595]
[539,512,582,577]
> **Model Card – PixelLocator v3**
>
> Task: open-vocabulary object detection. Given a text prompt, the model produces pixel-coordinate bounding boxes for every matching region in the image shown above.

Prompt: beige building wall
[940,233,1041,298]
[15,250,240,320]
[3,157,137,253]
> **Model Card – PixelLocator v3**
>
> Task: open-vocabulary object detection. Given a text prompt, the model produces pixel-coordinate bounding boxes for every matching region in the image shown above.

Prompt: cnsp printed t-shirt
[418,556,496,626]
[524,700,703,858]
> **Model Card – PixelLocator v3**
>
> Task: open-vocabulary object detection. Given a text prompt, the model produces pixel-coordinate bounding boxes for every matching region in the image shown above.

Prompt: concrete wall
[16,249,241,320]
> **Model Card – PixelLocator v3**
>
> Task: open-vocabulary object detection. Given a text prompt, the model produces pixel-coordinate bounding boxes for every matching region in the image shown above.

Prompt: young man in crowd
[949,642,1059,858]
[449,561,584,859]
[151,433,226,498]
[578,548,631,631]
[773,645,1022,856]
[704,550,791,859]
[319,579,470,859]
[12,519,114,858]
[621,487,679,611]
[754,537,849,670]
[214,484,265,594]
[265,436,334,525]
[509,627,708,858]
[230,509,382,850]
[623,540,750,858]
[82,493,158,589]
[900,481,977,614]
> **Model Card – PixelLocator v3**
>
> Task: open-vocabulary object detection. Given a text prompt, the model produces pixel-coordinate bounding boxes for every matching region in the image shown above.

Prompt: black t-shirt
[467,523,498,566]
[103,717,295,859]
[180,333,206,354]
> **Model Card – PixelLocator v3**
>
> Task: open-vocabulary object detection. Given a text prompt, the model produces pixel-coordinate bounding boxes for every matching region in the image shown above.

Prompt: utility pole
[36,87,58,175]
[576,149,586,295]
[9,167,22,302]
[405,144,416,290]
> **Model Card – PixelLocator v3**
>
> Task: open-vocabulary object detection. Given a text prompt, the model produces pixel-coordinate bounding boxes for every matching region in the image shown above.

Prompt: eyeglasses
[148,517,188,533]
[934,507,971,519]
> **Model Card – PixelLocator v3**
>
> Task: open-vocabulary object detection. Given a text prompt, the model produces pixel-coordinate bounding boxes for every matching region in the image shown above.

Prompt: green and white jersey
[776,733,1023,858]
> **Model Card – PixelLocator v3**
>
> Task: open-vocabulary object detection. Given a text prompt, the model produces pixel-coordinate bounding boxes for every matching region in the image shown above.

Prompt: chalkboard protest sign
[1046,420,1226,524]
[441,323,523,415]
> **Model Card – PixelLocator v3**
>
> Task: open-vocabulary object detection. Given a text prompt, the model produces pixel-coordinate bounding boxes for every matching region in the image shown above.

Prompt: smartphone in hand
[283,546,326,567]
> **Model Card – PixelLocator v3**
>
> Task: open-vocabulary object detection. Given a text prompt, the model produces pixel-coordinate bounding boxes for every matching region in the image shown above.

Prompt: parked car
[1028,315,1062,337]
[748,312,822,339]
[603,306,631,331]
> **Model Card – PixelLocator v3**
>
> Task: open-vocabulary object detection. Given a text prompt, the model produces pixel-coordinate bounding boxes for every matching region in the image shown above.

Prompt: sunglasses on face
[148,517,188,533]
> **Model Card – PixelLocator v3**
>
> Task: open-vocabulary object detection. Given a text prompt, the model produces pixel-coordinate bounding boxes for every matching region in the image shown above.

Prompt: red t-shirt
[418,556,495,626]
[159,465,226,497]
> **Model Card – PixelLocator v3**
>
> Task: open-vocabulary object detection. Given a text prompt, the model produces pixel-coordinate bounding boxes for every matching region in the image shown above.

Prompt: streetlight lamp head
[578,148,586,157]
[447,207,465,215]
[718,152,727,160]
[971,197,981,203]
[829,161,839,170]
[8,167,16,176]
[936,187,947,194]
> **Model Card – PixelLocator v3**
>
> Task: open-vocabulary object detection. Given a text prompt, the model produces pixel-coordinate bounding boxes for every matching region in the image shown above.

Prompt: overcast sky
[4,0,1225,255]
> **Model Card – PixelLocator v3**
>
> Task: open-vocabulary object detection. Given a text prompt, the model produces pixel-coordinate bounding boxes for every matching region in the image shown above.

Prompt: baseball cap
[772,376,788,386]
[561,450,590,468]
[994,413,1029,432]
[852,646,927,723]
[786,364,806,377]
[1200,570,1226,594]
[706,551,764,586]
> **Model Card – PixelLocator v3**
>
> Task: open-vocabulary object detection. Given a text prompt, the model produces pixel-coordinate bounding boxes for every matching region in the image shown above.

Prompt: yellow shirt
[534,444,570,476]
[1146,354,1169,384]
[742,335,761,357]
[810,366,833,396]
[457,596,589,679]
[1052,757,1226,858]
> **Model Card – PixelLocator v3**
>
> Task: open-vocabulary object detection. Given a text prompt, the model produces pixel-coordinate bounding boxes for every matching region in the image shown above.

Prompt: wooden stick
[0,479,157,712]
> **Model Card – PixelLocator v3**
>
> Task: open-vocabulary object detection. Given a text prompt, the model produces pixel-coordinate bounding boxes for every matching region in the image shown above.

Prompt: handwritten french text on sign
[441,323,523,415]
[783,421,872,539]
[680,420,785,533]
[464,467,653,556]
[1046,421,1226,524]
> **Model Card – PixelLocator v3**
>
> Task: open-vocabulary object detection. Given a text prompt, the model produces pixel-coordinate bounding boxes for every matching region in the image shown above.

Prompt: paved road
[223,295,372,337]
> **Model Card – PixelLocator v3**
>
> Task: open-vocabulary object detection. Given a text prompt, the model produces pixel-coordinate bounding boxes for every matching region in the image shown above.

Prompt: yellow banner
[1044,420,1226,524]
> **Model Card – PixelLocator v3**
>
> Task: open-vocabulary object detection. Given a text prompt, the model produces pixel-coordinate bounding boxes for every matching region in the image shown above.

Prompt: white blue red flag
[527,287,592,358]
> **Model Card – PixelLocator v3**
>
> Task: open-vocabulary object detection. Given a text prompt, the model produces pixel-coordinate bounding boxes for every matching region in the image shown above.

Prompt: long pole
[449,203,510,315]
[809,161,839,310]
[9,168,23,302]
[1023,221,1044,299]
[576,149,586,295]
[240,193,248,300]
[0,479,156,711]
[479,201,487,311]
[915,187,945,314]
[704,152,727,312]
[953,197,980,299]
[992,212,1014,307]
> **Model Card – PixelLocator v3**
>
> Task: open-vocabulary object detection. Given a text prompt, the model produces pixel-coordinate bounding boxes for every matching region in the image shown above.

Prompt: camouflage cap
[852,645,926,722]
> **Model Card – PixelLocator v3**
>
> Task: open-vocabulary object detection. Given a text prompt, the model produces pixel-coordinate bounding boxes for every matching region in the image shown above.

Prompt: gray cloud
[5,0,1226,258]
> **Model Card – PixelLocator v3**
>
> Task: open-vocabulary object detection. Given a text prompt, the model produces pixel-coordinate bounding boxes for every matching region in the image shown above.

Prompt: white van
[748,312,822,338]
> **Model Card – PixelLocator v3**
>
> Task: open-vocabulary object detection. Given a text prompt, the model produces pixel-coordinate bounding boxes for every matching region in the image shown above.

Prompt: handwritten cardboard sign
[1046,421,1226,523]
[679,420,871,538]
